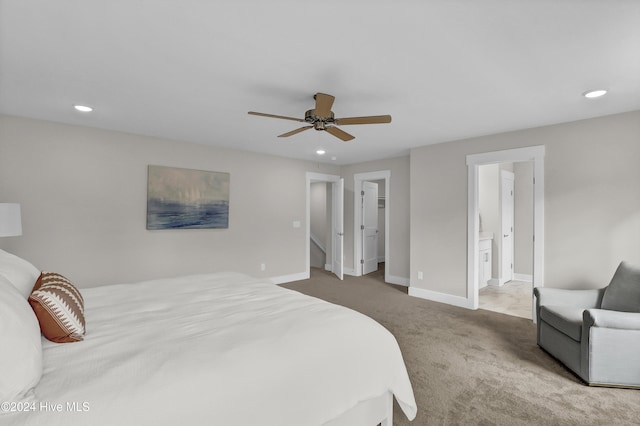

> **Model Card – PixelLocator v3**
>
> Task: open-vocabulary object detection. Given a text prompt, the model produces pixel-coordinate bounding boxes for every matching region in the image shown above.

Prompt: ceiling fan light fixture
[316,149,326,155]
[583,89,607,99]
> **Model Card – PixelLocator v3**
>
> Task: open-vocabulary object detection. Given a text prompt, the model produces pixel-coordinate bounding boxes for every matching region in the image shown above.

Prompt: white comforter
[6,272,416,425]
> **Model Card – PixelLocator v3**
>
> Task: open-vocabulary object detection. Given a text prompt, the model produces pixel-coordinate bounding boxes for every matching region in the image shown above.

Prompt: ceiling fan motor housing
[305,109,335,130]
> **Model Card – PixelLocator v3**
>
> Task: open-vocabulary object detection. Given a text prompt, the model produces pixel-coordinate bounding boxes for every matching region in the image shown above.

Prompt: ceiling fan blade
[325,126,355,142]
[248,111,305,122]
[278,126,314,137]
[314,93,335,118]
[335,115,392,125]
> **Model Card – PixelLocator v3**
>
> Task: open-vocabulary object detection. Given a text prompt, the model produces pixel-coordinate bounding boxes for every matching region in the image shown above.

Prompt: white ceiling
[1,1,639,165]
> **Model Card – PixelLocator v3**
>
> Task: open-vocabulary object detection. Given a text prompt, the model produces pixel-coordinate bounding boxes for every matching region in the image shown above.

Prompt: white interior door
[501,171,514,283]
[332,178,344,280]
[362,181,379,275]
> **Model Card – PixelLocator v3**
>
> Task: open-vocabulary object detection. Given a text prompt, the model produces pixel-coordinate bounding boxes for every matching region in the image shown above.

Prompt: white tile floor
[479,280,533,319]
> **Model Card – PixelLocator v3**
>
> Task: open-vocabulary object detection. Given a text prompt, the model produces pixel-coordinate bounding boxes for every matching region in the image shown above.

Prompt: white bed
[3,271,417,425]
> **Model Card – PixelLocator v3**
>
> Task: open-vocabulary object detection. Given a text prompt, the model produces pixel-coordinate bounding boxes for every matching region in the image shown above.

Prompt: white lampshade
[0,203,22,237]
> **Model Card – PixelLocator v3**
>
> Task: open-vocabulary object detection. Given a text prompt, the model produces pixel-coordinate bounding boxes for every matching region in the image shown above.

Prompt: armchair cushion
[583,309,640,330]
[601,262,640,313]
[540,305,583,341]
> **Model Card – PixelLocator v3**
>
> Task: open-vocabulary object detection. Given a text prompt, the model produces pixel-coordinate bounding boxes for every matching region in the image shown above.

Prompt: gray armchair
[534,261,640,388]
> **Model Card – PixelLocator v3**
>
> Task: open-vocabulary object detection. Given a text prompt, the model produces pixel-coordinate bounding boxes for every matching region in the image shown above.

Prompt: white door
[501,171,514,283]
[362,181,378,275]
[332,178,344,280]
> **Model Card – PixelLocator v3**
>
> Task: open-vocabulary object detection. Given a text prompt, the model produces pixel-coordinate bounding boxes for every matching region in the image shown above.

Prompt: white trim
[377,256,386,263]
[514,273,533,283]
[409,286,474,309]
[310,232,326,253]
[271,271,309,285]
[488,278,502,287]
[353,170,391,284]
[387,274,409,287]
[324,263,332,271]
[343,267,357,276]
[466,145,545,312]
[306,172,342,281]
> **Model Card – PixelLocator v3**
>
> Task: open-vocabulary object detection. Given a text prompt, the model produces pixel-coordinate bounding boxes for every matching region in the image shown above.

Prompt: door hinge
[360,259,365,264]
[361,225,365,230]
[361,190,365,196]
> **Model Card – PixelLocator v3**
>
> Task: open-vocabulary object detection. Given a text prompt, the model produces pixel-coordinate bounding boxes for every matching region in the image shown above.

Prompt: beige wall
[341,156,410,281]
[410,110,640,298]
[514,161,533,276]
[0,115,339,287]
[3,110,638,295]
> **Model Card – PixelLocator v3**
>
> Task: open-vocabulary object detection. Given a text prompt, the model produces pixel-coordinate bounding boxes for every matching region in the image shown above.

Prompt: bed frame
[324,392,393,426]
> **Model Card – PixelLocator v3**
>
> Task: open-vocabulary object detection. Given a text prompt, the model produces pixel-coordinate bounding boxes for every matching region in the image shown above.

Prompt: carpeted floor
[281,267,640,426]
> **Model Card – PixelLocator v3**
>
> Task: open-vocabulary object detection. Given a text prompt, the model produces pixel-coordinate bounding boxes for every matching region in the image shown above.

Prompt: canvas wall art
[147,165,229,230]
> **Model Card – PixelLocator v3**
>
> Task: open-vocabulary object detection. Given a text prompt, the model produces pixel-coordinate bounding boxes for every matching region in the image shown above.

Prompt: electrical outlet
[417,271,423,280]
[260,263,266,271]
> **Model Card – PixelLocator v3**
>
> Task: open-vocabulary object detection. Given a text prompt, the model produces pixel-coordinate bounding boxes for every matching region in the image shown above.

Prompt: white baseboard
[271,271,309,285]
[387,274,409,287]
[488,278,502,287]
[377,256,386,263]
[408,286,473,309]
[344,267,357,276]
[514,273,533,283]
[324,264,332,271]
[489,274,532,286]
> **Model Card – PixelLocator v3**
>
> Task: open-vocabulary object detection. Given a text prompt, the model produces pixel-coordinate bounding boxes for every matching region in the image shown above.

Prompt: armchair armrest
[583,309,640,330]
[534,287,605,309]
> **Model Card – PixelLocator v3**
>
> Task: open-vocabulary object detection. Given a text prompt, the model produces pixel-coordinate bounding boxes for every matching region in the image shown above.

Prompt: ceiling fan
[248,93,391,142]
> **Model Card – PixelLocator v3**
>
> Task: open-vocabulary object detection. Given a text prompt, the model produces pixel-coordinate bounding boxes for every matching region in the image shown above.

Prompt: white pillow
[0,275,43,408]
[0,249,41,298]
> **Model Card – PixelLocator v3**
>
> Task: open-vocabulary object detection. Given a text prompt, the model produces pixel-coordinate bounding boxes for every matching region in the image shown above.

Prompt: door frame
[466,146,545,318]
[353,170,397,284]
[306,172,342,279]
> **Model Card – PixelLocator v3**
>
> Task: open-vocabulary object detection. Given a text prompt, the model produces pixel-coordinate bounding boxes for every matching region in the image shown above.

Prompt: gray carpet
[281,267,640,426]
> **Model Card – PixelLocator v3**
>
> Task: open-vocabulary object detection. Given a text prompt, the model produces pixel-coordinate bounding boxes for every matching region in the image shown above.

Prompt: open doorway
[310,181,331,271]
[306,172,344,280]
[477,162,534,319]
[466,145,545,321]
[353,170,392,283]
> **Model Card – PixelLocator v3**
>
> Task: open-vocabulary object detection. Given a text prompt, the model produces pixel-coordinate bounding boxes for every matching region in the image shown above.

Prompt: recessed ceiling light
[316,149,326,155]
[583,89,607,99]
[73,104,93,112]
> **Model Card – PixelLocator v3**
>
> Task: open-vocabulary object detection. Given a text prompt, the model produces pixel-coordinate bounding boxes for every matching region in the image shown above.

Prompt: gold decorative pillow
[28,272,85,343]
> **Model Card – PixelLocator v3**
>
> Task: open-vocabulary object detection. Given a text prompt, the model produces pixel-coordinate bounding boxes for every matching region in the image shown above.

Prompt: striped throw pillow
[28,272,85,343]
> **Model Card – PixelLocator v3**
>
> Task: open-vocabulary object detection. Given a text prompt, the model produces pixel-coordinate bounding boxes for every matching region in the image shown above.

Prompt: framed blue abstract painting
[147,165,230,230]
